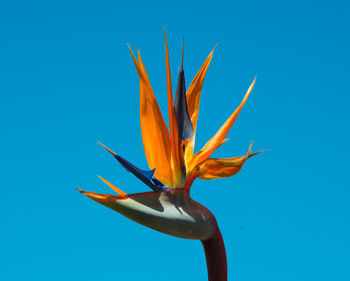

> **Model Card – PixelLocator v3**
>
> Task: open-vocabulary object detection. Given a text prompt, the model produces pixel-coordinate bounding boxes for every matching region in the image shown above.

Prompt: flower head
[78,31,264,239]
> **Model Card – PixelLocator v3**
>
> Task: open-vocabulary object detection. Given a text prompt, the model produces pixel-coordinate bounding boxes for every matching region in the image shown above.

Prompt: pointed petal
[186,47,215,122]
[218,138,229,148]
[196,142,264,180]
[128,46,172,186]
[151,177,168,191]
[188,78,256,171]
[184,48,215,166]
[127,44,148,85]
[97,176,128,197]
[97,141,117,157]
[164,30,182,186]
[97,142,158,191]
[174,40,194,141]
[77,188,122,201]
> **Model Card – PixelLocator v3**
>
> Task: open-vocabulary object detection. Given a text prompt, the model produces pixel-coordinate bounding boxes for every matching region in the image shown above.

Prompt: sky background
[0,0,349,280]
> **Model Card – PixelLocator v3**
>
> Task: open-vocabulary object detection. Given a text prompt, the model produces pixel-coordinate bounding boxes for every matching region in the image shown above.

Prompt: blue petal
[114,154,157,190]
[98,142,168,191]
[151,177,168,191]
[174,42,194,141]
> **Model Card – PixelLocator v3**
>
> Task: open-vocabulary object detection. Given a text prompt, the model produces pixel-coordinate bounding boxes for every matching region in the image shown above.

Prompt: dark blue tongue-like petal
[98,142,166,191]
[174,40,194,141]
[151,177,168,191]
[114,154,156,188]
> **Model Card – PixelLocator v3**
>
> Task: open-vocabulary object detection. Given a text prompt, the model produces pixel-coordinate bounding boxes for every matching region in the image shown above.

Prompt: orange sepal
[196,142,265,180]
[77,188,123,201]
[128,45,173,186]
[188,78,256,172]
[184,49,215,167]
[164,30,182,186]
[97,175,128,198]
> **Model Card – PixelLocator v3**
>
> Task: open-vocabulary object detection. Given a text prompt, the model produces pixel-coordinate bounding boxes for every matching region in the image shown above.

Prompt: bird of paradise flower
[78,31,264,281]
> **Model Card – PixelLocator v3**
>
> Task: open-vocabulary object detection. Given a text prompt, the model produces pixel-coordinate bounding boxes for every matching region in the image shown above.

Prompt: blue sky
[0,0,349,280]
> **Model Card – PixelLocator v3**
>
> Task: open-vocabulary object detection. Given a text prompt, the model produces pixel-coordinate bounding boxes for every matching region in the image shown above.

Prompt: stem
[201,225,227,281]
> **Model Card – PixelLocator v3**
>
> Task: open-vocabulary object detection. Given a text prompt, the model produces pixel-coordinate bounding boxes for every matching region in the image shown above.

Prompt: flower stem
[201,225,227,281]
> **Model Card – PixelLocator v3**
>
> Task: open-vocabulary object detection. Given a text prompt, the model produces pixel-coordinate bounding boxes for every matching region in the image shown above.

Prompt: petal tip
[97,175,128,197]
[97,141,117,157]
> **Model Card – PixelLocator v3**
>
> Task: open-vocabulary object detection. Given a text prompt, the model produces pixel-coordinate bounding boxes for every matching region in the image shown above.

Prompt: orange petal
[77,188,122,201]
[219,138,229,148]
[97,175,128,197]
[188,78,256,171]
[127,44,148,86]
[196,142,264,180]
[128,45,173,186]
[164,30,182,186]
[184,48,215,167]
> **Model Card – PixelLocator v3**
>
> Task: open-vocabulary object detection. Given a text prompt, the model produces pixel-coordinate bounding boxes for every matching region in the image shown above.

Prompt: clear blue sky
[0,0,349,280]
